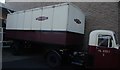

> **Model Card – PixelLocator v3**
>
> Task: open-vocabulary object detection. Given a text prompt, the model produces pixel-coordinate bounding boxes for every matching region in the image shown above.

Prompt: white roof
[89,30,115,46]
[90,30,114,35]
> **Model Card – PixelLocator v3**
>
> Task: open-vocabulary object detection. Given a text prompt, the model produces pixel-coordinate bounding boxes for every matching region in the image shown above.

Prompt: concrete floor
[2,48,84,70]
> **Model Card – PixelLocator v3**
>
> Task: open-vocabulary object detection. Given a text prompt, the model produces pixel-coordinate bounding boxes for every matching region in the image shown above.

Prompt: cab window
[98,35,112,48]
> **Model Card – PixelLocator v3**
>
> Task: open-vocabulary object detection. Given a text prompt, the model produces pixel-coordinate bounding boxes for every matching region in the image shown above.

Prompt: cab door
[94,34,119,68]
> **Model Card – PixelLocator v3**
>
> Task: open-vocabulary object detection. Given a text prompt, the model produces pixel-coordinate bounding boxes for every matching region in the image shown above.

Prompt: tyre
[46,51,62,68]
[11,41,23,55]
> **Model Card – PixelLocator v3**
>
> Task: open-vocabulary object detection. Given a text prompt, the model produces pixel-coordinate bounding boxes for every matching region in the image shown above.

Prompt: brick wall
[72,2,119,49]
[5,2,119,49]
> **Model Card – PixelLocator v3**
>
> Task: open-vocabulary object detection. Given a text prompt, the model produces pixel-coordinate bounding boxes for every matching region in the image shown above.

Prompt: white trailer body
[6,3,85,34]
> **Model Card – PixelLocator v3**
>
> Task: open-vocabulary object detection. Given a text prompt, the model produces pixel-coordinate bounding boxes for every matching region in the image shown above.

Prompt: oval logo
[36,16,48,21]
[74,19,81,24]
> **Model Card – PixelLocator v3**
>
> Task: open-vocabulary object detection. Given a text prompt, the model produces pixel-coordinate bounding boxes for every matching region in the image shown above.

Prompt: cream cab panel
[24,10,32,30]
[52,5,68,31]
[16,11,24,30]
[41,7,54,30]
[31,8,42,30]
[6,14,13,29]
[67,5,85,34]
[6,13,18,29]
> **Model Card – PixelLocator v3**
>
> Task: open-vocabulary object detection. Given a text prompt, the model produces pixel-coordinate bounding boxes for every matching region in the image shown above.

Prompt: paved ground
[2,48,84,70]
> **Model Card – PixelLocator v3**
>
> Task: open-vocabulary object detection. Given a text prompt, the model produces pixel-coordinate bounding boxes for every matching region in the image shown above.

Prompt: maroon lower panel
[5,30,84,47]
[88,45,120,69]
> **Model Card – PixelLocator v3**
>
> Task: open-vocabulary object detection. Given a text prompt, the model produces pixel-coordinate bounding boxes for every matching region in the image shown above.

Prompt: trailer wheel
[46,51,62,68]
[11,42,23,55]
